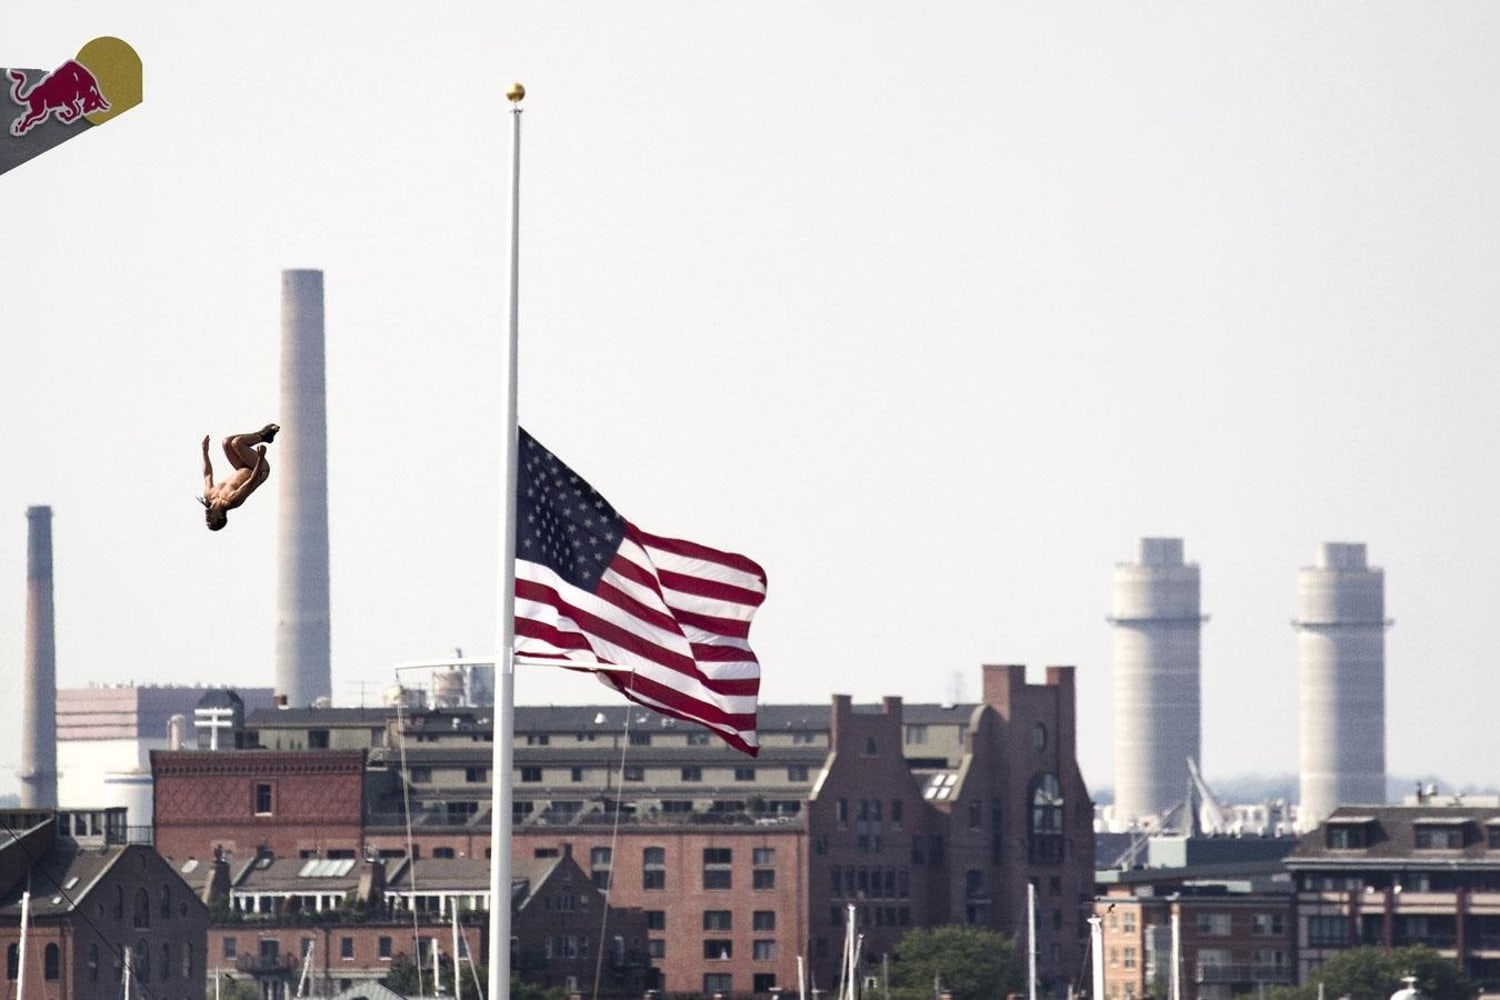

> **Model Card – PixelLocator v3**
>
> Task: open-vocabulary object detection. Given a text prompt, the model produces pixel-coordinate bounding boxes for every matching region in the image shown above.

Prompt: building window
[223,938,237,960]
[1251,913,1284,936]
[628,732,651,746]
[753,868,776,890]
[1196,913,1232,937]
[969,800,983,830]
[703,848,733,889]
[753,940,776,961]
[905,725,927,745]
[6,944,16,981]
[378,937,393,960]
[465,767,487,783]
[88,944,99,982]
[1326,823,1369,849]
[340,937,354,960]
[753,910,777,931]
[1123,948,1136,970]
[644,847,667,890]
[787,765,809,781]
[520,767,542,783]
[591,847,613,891]
[647,939,665,959]
[687,731,711,746]
[410,767,432,783]
[1122,910,1136,932]
[837,799,849,828]
[755,974,778,993]
[792,731,817,745]
[682,766,703,782]
[735,767,756,782]
[624,765,644,782]
[433,847,456,859]
[1307,915,1347,947]
[704,973,733,994]
[308,729,330,749]
[1415,825,1464,849]
[645,911,666,931]
[254,782,273,815]
[1028,773,1064,864]
[704,940,733,960]
[703,910,732,931]
[863,737,877,756]
[134,887,151,928]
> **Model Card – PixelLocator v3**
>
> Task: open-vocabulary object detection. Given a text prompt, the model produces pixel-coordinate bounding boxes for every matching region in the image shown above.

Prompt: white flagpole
[1027,881,1037,1000]
[487,80,525,1000]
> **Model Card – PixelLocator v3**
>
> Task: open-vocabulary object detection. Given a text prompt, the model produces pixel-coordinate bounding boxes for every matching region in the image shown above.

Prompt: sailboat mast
[17,891,28,1000]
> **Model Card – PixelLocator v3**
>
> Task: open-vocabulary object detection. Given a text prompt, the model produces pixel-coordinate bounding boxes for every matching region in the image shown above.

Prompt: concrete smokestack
[1295,542,1389,831]
[20,506,57,808]
[1109,537,1204,826]
[276,269,332,708]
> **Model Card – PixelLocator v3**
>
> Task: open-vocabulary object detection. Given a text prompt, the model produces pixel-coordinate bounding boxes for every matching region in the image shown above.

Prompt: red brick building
[0,808,208,1000]
[152,751,365,862]
[151,663,1095,998]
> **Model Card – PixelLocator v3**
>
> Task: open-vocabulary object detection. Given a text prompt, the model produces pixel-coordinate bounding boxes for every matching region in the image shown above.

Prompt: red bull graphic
[10,59,110,137]
[2,37,141,177]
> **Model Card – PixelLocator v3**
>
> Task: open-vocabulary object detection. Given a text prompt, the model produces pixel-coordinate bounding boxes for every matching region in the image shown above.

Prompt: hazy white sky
[5,3,1499,800]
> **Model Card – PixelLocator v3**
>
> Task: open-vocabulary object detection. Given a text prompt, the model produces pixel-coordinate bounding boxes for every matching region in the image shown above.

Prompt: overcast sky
[5,3,1499,801]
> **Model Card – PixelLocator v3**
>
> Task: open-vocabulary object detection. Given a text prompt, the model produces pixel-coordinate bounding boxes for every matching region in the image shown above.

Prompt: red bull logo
[1,37,141,178]
[9,59,110,137]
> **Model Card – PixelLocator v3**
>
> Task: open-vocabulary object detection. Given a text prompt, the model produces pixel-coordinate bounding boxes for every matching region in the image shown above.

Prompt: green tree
[1261,945,1474,1000]
[888,925,1023,1000]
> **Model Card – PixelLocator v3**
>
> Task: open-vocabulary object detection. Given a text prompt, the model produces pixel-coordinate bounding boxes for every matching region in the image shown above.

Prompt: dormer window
[1413,817,1470,849]
[1325,817,1375,849]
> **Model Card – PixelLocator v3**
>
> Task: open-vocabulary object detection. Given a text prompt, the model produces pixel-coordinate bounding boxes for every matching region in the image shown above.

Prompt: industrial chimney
[276,269,332,708]
[20,505,57,807]
[1108,537,1205,827]
[1295,542,1390,830]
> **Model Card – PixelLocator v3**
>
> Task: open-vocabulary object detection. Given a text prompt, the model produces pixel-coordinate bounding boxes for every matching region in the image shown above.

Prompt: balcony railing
[234,954,299,976]
[1196,965,1294,985]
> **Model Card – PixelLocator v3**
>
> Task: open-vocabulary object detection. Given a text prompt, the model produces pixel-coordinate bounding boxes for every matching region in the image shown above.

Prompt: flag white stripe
[516,563,759,711]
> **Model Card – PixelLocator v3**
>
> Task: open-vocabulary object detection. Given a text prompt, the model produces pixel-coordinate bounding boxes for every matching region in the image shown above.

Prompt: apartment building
[152,663,1095,997]
[1285,803,1500,994]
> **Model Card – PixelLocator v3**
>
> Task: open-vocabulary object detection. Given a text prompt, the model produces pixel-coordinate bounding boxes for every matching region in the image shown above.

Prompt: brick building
[0,807,207,1000]
[1094,866,1295,1000]
[151,663,1095,997]
[153,751,366,862]
[200,846,646,999]
[1286,803,1500,995]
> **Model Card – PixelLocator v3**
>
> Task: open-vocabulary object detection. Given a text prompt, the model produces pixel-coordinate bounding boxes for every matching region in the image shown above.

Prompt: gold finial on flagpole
[506,83,526,103]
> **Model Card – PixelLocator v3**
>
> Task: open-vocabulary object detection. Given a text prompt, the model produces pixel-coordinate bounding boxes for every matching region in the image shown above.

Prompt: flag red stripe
[656,567,767,611]
[632,525,767,582]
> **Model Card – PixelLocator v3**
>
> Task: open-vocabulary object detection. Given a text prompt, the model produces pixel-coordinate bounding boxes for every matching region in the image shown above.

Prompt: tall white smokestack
[20,506,57,807]
[1295,542,1389,831]
[276,269,332,708]
[1109,537,1204,826]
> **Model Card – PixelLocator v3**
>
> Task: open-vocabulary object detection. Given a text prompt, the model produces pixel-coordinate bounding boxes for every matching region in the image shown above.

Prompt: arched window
[133,887,150,928]
[44,943,59,981]
[160,884,172,918]
[182,943,193,979]
[134,940,151,983]
[88,943,99,982]
[1028,772,1064,864]
[114,885,124,918]
[6,943,17,980]
[160,942,171,980]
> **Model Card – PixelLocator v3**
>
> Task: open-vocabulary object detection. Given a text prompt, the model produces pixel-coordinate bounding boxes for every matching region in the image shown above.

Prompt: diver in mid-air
[198,423,280,531]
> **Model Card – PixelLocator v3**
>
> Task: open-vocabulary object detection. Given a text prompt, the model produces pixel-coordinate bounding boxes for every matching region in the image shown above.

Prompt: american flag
[512,427,768,756]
